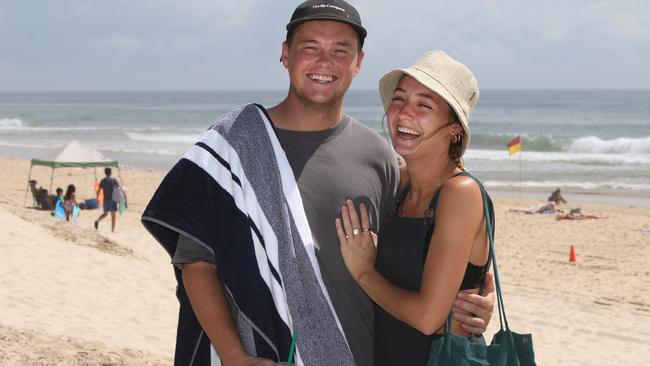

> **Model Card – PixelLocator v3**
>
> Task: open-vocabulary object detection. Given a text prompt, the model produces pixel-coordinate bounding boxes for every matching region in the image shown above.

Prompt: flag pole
[519,148,522,197]
[507,135,522,199]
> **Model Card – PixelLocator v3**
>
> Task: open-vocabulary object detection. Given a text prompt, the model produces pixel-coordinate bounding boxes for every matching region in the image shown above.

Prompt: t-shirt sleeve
[171,234,215,268]
[378,150,400,229]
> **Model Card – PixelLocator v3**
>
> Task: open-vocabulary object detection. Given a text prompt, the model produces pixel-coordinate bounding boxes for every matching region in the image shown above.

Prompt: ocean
[1,90,649,196]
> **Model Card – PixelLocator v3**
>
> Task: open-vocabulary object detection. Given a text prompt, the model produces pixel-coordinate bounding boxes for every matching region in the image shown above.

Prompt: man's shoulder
[343,115,393,152]
[211,104,260,124]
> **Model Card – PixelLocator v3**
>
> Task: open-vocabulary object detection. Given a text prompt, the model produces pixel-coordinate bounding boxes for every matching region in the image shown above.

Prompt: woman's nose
[396,102,415,120]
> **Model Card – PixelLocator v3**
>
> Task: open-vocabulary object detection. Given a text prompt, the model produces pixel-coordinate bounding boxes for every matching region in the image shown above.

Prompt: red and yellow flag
[508,135,521,155]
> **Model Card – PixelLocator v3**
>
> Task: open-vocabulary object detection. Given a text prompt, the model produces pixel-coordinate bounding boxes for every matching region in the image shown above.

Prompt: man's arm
[452,271,495,334]
[182,262,275,366]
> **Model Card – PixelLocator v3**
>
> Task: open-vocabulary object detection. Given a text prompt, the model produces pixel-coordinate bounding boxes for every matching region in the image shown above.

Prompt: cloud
[95,34,143,50]
[1,0,649,90]
[141,0,263,34]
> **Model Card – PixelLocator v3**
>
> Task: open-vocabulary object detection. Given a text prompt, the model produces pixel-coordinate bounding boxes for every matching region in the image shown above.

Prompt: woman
[335,50,494,365]
[63,184,79,222]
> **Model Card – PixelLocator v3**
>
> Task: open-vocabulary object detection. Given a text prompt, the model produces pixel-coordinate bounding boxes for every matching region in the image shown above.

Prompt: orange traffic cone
[569,245,577,263]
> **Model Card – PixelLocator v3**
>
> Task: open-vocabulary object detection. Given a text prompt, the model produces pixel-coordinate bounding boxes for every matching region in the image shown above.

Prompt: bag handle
[481,187,510,331]
[444,179,510,333]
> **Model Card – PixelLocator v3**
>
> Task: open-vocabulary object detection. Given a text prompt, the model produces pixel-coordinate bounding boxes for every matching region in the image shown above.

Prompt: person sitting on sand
[29,180,53,210]
[509,188,569,214]
[548,188,567,204]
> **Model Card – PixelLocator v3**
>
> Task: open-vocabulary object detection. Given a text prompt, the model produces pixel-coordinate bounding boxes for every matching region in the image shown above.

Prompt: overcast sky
[1,0,649,91]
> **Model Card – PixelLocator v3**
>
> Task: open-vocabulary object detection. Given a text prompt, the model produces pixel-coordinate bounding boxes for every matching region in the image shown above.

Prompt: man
[95,167,118,232]
[143,1,493,365]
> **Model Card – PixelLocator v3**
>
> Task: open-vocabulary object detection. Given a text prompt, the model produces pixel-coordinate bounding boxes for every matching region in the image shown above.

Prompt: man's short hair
[105,167,112,176]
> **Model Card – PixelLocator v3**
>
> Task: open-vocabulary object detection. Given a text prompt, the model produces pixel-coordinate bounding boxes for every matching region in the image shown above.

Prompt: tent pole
[49,167,54,193]
[23,163,33,207]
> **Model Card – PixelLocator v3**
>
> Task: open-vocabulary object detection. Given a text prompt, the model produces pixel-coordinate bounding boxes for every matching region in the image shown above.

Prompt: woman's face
[387,75,452,159]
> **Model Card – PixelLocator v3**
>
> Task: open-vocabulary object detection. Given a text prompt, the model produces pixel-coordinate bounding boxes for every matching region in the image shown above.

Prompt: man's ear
[281,42,289,69]
[353,50,365,77]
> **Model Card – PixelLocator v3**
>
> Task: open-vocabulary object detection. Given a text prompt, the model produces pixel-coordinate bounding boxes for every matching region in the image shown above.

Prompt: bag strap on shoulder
[445,173,510,333]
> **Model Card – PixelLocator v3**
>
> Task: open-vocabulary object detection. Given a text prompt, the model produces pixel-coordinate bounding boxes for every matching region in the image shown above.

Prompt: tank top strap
[427,171,468,211]
[389,181,412,216]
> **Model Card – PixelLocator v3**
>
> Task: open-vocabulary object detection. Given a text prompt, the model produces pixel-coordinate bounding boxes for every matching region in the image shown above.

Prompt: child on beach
[63,184,79,223]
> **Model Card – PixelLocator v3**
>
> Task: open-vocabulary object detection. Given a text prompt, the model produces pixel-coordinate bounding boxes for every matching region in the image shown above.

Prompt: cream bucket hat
[379,50,479,156]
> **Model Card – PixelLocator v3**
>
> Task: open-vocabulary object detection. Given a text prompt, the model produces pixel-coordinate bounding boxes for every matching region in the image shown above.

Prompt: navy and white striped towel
[142,104,355,366]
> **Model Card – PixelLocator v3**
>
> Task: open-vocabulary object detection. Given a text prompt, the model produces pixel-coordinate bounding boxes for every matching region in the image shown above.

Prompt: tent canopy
[31,140,118,168]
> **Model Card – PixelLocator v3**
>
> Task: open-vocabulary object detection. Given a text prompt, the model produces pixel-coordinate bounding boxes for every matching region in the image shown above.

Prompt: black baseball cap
[286,0,367,45]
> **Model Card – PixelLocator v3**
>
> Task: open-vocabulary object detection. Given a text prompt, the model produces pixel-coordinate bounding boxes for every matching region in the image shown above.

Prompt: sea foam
[0,118,23,128]
[126,132,199,144]
[569,136,650,154]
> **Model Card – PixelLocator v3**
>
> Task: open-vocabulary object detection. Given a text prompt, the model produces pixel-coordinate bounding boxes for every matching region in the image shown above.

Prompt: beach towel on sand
[142,104,354,366]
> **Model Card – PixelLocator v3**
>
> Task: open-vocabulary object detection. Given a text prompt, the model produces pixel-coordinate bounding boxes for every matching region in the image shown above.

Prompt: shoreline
[5,145,649,206]
[489,187,650,207]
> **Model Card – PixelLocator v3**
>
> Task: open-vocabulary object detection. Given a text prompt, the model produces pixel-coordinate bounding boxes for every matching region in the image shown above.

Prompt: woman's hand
[335,200,377,282]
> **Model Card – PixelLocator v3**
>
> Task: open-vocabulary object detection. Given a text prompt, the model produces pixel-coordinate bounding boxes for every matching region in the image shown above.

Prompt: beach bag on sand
[426,188,537,366]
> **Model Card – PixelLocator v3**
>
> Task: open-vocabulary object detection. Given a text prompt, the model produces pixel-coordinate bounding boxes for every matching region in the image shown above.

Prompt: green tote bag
[426,188,537,366]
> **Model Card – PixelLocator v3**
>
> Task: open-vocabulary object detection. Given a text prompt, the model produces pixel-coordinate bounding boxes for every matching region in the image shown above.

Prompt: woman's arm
[337,177,485,335]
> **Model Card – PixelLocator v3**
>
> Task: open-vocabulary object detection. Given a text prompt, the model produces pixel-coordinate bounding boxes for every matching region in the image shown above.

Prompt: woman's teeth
[397,126,421,137]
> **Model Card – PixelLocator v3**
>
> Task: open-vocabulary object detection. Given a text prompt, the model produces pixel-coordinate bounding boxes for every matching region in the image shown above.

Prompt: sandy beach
[1,156,649,365]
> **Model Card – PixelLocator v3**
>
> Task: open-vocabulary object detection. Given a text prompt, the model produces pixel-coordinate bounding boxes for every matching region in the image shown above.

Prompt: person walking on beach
[95,167,118,232]
[337,50,493,365]
[142,1,494,365]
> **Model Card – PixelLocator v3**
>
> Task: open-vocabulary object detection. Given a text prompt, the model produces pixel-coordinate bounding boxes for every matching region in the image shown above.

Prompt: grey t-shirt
[172,113,398,366]
[171,234,214,268]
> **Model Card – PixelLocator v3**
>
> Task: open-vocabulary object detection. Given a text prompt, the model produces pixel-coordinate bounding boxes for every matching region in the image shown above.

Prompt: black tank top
[374,172,493,366]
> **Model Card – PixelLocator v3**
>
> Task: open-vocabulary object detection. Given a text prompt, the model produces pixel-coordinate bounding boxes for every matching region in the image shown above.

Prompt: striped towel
[142,104,355,366]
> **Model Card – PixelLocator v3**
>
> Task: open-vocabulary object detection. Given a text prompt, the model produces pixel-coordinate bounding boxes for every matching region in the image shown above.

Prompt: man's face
[282,20,364,108]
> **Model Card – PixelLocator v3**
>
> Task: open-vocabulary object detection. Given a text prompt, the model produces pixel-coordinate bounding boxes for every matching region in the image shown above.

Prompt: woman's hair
[64,184,76,201]
[448,106,466,171]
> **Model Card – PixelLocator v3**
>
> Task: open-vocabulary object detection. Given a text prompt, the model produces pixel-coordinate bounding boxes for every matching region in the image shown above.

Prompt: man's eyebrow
[336,40,353,48]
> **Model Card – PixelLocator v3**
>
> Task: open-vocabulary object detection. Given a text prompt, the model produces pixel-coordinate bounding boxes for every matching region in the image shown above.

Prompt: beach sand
[1,157,649,365]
